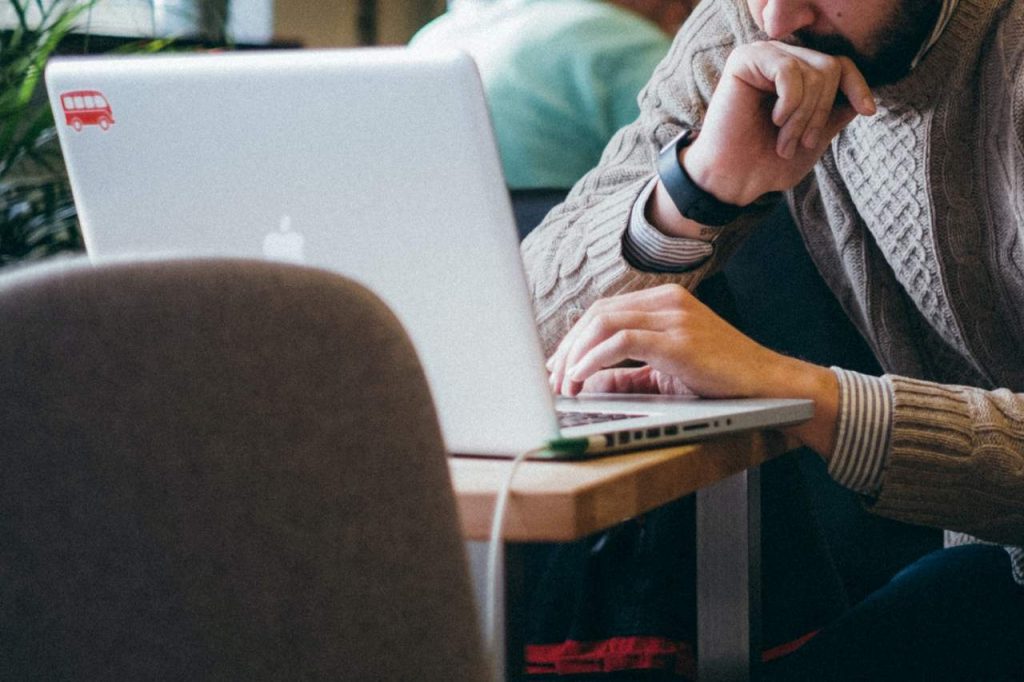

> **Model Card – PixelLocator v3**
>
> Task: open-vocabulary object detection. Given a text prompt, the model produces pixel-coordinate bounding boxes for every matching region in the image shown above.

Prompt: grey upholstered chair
[0,257,488,681]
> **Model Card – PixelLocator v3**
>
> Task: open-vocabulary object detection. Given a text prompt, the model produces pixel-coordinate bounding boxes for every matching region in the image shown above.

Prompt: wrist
[655,129,760,228]
[760,354,840,458]
[645,182,714,239]
[682,141,764,208]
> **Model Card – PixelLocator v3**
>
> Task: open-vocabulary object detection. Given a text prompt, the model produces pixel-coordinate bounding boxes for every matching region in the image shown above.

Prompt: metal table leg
[697,467,762,681]
[467,540,527,681]
[469,464,764,681]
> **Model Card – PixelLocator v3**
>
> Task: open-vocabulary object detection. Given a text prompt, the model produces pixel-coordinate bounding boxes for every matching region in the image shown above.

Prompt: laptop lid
[46,48,812,458]
[46,48,563,455]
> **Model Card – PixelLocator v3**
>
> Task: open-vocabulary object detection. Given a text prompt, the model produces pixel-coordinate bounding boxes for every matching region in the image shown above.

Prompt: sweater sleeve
[520,0,771,355]
[868,375,1024,547]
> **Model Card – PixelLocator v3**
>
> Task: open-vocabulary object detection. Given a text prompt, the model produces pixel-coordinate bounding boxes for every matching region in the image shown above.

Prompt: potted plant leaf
[0,0,97,266]
[0,0,214,268]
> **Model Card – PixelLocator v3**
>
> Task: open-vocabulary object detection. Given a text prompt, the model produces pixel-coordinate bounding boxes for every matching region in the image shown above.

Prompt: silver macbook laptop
[45,48,812,459]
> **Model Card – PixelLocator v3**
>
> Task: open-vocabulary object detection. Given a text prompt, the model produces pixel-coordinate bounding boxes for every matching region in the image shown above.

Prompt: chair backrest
[0,257,488,681]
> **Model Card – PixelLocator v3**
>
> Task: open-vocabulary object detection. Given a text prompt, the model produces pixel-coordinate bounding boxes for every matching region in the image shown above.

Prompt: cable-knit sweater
[521,0,1024,582]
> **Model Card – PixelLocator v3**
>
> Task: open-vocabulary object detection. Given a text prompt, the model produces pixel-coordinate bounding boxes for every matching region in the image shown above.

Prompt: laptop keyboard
[557,410,642,429]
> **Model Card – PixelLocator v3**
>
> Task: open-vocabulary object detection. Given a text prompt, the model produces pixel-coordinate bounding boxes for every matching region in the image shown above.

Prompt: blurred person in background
[411,0,695,191]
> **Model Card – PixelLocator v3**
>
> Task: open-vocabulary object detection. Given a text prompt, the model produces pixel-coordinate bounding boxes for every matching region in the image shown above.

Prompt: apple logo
[262,215,306,263]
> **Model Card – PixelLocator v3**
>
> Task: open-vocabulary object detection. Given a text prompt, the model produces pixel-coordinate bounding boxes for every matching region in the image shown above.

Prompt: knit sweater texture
[521,0,1024,582]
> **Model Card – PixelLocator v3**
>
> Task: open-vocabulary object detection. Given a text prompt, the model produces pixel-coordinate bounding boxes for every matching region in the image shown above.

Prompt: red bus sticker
[59,90,115,132]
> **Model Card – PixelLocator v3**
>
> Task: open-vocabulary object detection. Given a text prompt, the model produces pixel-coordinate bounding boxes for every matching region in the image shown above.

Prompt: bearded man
[524,0,1024,678]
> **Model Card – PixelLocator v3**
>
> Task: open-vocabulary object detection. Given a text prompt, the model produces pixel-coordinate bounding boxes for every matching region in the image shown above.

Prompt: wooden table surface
[449,430,791,542]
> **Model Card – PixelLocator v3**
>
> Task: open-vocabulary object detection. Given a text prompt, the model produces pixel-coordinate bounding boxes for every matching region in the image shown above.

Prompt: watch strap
[657,129,746,227]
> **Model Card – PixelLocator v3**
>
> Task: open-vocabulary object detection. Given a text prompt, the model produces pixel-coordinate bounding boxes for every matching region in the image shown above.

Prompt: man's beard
[795,0,942,87]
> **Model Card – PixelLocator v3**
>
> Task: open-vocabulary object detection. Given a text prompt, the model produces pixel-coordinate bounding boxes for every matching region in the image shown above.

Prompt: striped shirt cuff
[828,368,894,496]
[622,178,714,272]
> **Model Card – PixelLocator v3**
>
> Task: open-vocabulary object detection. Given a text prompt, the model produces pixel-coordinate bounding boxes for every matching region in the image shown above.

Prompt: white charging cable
[482,437,595,670]
[484,446,539,657]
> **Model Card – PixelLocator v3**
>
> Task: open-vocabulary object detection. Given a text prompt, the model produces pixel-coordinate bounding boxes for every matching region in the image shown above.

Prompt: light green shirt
[411,0,671,189]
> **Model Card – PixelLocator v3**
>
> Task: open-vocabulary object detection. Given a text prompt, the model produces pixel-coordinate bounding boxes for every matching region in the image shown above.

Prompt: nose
[760,0,816,39]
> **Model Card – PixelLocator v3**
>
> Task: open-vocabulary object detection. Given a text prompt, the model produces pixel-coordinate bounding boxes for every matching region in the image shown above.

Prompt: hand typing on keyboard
[544,283,840,458]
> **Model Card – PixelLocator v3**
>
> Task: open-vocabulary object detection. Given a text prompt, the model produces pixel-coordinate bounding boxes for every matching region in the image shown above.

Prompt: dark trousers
[523,454,850,677]
[763,544,1024,681]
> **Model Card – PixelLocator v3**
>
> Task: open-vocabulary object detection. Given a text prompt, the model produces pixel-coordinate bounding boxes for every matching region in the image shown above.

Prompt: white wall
[0,0,274,43]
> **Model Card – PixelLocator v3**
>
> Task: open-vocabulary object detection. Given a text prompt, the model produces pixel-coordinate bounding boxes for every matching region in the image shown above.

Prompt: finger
[770,44,874,118]
[549,343,570,393]
[566,328,668,388]
[737,44,813,159]
[560,309,685,387]
[560,376,586,397]
[549,366,563,394]
[774,72,821,158]
[768,50,805,130]
[769,64,824,158]
[769,42,845,153]
[548,285,691,386]
[835,56,875,116]
[580,366,662,394]
[800,62,842,149]
[548,316,590,392]
[551,325,586,394]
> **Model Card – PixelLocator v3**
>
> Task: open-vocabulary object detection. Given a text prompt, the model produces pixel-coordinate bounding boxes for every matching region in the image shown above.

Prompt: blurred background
[0,1,447,47]
[1,0,691,262]
[276,0,445,47]
[0,0,448,266]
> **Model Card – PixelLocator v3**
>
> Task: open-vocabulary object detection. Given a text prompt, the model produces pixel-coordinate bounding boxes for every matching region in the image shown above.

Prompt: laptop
[45,48,812,459]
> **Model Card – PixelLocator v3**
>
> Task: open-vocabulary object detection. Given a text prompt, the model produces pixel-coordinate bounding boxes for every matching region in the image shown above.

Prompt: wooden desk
[449,430,792,681]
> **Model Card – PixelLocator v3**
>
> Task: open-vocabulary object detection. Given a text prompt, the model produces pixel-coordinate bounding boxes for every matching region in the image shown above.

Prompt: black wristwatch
[656,129,748,227]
